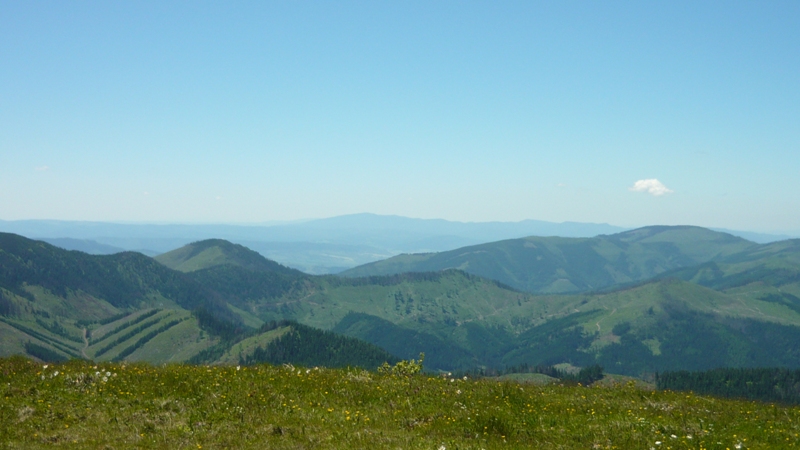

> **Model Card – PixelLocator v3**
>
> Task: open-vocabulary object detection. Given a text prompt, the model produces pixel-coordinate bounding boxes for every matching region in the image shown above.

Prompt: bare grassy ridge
[1,357,799,449]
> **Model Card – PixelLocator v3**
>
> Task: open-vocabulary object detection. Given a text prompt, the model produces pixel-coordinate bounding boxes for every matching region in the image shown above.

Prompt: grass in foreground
[1,357,799,449]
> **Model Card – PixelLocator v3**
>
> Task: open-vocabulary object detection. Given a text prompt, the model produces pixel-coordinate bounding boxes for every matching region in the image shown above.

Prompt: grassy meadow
[2,357,799,449]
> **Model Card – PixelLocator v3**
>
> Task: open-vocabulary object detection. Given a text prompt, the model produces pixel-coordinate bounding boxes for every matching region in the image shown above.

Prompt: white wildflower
[102,376,108,382]
[43,365,48,369]
[236,366,241,371]
[106,371,111,377]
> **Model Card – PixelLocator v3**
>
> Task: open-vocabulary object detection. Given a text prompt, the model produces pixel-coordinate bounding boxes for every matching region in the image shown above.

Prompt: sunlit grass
[1,357,799,449]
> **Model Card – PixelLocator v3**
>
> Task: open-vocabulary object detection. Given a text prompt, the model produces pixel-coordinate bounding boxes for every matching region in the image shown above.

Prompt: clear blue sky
[2,1,798,233]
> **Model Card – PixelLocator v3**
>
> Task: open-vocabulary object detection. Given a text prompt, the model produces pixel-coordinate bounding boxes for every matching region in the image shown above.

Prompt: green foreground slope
[2,357,799,449]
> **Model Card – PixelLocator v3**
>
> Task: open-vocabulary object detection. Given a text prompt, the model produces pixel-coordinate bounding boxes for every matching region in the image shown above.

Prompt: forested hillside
[341,226,755,294]
[4,231,800,377]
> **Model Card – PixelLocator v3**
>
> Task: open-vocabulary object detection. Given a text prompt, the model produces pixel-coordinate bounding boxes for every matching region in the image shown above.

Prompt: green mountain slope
[155,238,304,276]
[6,233,800,377]
[0,234,397,369]
[340,226,755,294]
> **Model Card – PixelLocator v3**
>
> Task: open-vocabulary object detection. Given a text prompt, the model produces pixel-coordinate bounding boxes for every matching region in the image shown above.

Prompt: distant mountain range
[3,226,800,375]
[341,226,757,293]
[1,215,793,274]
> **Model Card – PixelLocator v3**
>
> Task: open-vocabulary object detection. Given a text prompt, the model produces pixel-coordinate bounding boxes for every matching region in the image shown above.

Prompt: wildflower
[236,366,241,371]
[43,365,48,369]
[463,376,468,381]
[671,434,677,439]
[439,445,446,450]
[655,442,661,446]
[106,371,111,377]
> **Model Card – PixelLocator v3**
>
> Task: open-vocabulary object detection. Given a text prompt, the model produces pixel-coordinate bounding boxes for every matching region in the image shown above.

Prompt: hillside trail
[595,308,617,332]
[81,328,89,359]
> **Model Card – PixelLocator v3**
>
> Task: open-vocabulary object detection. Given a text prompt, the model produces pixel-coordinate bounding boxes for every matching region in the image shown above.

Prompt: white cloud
[629,179,673,196]
[34,165,49,171]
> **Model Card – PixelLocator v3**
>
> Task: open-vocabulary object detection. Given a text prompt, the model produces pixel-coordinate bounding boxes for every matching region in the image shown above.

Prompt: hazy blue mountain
[3,215,793,274]
[0,215,629,273]
[711,228,797,244]
[38,238,126,255]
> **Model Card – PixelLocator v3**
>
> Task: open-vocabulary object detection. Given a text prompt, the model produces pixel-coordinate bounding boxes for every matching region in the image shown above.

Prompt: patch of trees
[93,313,168,358]
[0,318,81,358]
[240,321,399,370]
[657,367,800,405]
[111,318,185,362]
[332,312,475,371]
[90,309,161,346]
[35,318,82,343]
[193,307,246,341]
[758,292,800,314]
[76,311,131,328]
[464,363,605,385]
[0,290,17,316]
[24,341,69,363]
[331,269,519,293]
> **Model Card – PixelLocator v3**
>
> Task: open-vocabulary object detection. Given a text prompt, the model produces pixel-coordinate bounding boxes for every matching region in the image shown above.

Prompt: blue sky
[1,1,798,233]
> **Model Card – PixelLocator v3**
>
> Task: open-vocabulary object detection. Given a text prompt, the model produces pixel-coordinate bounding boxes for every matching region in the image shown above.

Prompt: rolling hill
[155,238,304,276]
[340,226,757,294]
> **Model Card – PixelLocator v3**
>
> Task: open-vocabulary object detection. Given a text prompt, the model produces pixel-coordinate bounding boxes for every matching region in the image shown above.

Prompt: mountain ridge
[340,225,757,294]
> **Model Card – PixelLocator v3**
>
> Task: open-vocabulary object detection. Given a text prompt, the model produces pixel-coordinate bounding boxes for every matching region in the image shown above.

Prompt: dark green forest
[657,367,800,405]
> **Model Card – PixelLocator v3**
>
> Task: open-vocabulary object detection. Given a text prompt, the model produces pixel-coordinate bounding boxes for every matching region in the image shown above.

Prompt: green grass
[1,357,799,449]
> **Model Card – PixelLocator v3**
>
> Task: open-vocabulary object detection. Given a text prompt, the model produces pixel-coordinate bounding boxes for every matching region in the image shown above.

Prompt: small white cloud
[629,179,673,196]
[557,183,567,187]
[35,166,49,171]
[215,196,222,200]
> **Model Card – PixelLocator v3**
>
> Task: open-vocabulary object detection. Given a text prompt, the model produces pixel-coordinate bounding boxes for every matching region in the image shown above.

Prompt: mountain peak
[155,239,303,275]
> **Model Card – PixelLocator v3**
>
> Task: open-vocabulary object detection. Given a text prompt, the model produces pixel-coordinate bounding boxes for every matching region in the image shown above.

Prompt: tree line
[657,367,800,405]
